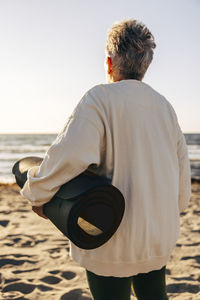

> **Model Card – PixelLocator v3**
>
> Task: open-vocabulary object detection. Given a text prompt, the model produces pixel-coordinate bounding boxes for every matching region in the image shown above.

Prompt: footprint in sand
[61,271,76,280]
[13,267,40,274]
[171,275,195,282]
[4,234,48,248]
[60,289,91,300]
[47,247,62,259]
[0,210,11,215]
[66,246,70,252]
[0,220,9,227]
[2,282,36,294]
[167,282,200,294]
[4,278,20,284]
[40,275,62,284]
[49,270,60,275]
[0,258,36,268]
[2,281,54,296]
[37,284,53,291]
[191,229,200,233]
[183,242,200,247]
[1,291,29,300]
[47,270,76,280]
[181,255,200,264]
[193,209,200,215]
[16,208,29,213]
[12,254,35,258]
[180,211,187,216]
[165,268,171,275]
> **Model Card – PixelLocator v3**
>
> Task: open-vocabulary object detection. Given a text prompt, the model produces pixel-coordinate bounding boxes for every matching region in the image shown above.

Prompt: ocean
[0,134,56,184]
[0,133,200,184]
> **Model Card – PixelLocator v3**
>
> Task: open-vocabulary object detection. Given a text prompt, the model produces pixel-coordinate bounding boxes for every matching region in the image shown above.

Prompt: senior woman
[21,19,191,300]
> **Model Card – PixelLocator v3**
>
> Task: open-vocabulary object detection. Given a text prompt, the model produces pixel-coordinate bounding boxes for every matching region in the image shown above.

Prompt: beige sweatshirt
[21,80,191,277]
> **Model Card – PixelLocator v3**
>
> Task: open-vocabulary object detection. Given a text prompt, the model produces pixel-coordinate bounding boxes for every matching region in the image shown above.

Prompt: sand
[0,183,199,300]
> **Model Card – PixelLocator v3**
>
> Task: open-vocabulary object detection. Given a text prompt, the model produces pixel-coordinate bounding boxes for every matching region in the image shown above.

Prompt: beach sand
[0,183,199,300]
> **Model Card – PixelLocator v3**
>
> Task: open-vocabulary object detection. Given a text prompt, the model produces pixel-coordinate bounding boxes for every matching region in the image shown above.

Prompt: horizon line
[0,131,200,135]
[0,132,58,134]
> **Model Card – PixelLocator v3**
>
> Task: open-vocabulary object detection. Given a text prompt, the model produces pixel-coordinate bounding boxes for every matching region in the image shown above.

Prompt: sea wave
[0,145,49,152]
[0,133,200,183]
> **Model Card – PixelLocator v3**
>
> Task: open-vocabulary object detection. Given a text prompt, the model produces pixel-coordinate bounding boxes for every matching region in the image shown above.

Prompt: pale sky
[0,0,199,133]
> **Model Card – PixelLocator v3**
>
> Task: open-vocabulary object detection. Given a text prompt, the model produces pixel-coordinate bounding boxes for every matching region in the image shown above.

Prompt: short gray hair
[106,19,156,80]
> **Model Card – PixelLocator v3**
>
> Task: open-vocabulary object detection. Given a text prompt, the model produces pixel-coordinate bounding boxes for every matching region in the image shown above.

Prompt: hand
[32,205,48,219]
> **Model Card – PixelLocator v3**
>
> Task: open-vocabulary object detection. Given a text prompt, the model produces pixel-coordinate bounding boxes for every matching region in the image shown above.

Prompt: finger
[41,206,48,219]
[32,206,48,219]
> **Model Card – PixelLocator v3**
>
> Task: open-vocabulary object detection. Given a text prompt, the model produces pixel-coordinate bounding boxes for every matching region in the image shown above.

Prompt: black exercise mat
[12,156,125,249]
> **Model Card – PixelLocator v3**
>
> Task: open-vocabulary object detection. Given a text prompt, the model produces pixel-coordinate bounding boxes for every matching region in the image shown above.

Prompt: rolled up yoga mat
[12,156,125,250]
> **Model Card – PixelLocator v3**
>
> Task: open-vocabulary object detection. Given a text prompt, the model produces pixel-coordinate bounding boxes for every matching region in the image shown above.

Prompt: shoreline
[1,178,200,186]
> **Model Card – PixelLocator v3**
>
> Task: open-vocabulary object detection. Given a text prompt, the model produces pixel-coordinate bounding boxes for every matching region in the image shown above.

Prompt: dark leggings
[86,266,169,300]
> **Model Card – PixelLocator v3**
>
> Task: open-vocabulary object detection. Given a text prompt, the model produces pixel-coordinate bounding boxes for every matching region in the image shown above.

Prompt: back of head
[106,19,156,81]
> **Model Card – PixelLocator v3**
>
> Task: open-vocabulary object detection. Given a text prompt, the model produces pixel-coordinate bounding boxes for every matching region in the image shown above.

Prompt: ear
[106,56,113,74]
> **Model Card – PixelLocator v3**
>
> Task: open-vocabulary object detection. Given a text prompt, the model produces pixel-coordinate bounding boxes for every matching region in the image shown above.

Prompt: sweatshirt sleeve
[20,88,105,207]
[176,121,192,212]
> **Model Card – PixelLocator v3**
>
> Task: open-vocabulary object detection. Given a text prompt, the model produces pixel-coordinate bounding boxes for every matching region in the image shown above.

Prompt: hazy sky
[0,0,199,133]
